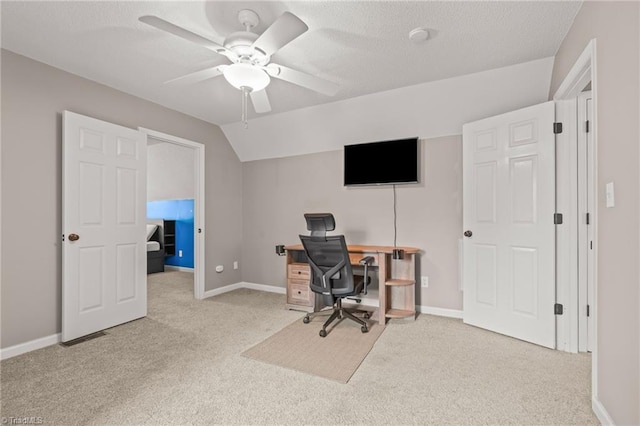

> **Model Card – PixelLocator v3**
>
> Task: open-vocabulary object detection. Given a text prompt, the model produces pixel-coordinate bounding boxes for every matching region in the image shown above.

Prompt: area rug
[242,314,384,383]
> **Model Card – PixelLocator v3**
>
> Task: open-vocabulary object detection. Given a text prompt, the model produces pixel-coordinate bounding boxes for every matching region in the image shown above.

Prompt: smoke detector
[409,27,430,43]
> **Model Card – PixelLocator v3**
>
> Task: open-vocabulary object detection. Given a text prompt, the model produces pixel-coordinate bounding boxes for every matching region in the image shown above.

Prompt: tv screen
[344,138,418,186]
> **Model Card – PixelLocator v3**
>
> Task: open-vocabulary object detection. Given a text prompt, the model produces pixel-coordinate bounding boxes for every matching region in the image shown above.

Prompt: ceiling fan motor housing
[224,31,269,65]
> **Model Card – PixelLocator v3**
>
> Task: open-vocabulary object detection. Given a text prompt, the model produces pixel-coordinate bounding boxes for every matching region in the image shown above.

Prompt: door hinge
[554,213,563,225]
[586,212,590,225]
[586,120,590,133]
[554,303,564,315]
[62,234,65,242]
[587,304,590,317]
[553,122,563,134]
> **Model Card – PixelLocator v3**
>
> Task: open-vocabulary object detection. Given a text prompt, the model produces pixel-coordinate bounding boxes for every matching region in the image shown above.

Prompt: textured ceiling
[1,1,582,126]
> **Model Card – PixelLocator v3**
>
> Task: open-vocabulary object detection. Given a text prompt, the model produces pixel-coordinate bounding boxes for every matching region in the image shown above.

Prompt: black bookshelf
[163,220,176,256]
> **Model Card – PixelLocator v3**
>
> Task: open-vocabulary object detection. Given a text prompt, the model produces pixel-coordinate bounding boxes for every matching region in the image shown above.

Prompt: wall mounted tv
[344,137,419,186]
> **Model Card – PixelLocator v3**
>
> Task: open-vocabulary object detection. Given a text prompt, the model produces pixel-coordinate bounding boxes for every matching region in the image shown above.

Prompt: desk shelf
[385,308,416,319]
[385,279,414,286]
[381,253,416,324]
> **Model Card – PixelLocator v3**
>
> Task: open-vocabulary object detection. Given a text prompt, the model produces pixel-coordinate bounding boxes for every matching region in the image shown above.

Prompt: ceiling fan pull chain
[241,86,249,129]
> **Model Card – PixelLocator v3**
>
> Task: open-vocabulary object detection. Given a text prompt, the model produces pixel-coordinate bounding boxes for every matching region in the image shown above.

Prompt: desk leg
[378,254,387,327]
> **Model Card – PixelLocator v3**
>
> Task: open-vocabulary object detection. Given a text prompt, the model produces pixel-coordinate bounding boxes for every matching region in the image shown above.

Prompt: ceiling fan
[139,10,339,126]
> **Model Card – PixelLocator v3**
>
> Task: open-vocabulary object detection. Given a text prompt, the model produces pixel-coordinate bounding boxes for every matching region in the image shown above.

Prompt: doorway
[552,39,598,410]
[461,39,598,357]
[553,39,597,355]
[140,128,206,299]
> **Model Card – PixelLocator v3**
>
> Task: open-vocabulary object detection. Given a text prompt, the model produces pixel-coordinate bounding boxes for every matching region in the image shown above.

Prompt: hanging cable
[393,184,397,248]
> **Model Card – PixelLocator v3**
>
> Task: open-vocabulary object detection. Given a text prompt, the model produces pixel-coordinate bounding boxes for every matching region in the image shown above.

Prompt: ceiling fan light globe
[223,63,271,92]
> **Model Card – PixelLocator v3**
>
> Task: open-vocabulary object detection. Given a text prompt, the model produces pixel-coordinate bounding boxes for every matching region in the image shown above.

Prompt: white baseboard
[1,333,61,360]
[202,282,243,299]
[592,397,614,425]
[417,305,463,319]
[202,282,286,299]
[241,282,286,294]
[165,265,194,272]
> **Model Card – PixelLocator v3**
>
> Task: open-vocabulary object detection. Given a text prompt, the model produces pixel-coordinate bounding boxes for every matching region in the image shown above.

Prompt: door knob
[463,230,473,238]
[68,233,80,241]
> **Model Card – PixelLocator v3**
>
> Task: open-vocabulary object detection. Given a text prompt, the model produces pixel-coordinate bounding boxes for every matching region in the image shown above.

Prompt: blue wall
[147,199,194,268]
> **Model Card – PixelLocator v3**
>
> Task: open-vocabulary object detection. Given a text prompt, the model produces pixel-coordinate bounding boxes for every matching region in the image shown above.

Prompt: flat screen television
[344,138,418,186]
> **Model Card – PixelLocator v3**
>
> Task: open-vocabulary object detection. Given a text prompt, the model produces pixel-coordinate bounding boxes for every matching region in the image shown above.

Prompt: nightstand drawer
[288,263,310,279]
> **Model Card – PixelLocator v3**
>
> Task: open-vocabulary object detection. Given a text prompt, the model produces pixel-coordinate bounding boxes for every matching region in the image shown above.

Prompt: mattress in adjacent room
[146,241,161,252]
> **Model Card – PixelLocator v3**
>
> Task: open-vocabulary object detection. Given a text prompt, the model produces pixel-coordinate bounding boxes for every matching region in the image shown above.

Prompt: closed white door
[462,101,556,348]
[62,111,147,342]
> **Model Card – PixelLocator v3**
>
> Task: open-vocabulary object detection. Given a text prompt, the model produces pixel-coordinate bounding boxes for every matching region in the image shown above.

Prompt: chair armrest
[359,256,375,295]
[359,256,375,265]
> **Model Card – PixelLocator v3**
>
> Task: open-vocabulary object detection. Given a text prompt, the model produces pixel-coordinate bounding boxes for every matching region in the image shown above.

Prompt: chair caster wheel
[319,329,327,338]
[361,325,369,333]
[363,312,370,319]
[303,316,310,324]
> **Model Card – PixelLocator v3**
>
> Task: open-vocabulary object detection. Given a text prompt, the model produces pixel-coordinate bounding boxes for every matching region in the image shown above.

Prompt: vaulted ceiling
[2,1,581,127]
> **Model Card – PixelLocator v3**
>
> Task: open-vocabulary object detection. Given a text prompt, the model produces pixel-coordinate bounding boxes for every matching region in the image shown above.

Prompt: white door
[62,111,147,342]
[462,101,556,349]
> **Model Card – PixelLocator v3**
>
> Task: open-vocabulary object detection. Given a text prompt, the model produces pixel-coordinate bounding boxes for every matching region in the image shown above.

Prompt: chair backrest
[304,212,335,237]
[299,234,356,301]
[299,213,355,302]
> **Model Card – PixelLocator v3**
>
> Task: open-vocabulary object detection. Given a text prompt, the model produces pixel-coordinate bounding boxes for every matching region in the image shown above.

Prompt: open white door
[62,111,147,342]
[462,101,556,349]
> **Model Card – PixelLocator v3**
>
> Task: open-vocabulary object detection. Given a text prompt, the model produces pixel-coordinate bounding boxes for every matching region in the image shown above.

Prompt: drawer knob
[297,291,301,294]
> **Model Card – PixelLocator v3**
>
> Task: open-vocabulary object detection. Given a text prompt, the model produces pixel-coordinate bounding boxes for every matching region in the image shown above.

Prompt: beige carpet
[0,271,599,425]
[243,314,384,383]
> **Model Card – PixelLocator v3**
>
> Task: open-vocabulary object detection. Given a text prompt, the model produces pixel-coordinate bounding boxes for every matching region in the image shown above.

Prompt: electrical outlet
[233,261,238,270]
[178,250,183,257]
[421,276,429,288]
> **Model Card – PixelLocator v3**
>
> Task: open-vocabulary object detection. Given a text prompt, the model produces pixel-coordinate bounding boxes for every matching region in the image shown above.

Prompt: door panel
[463,101,556,349]
[475,244,497,306]
[475,162,497,223]
[510,156,537,224]
[116,243,138,302]
[63,111,147,342]
[78,246,105,312]
[511,247,537,317]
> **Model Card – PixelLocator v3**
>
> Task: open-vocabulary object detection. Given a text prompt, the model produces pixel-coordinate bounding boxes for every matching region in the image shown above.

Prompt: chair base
[303,299,371,337]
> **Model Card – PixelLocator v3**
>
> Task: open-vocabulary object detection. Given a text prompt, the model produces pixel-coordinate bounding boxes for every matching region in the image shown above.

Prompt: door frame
[552,38,598,397]
[139,128,206,300]
[577,90,594,353]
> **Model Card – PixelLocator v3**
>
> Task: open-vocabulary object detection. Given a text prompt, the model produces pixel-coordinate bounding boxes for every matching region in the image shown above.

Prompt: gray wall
[147,141,195,202]
[242,135,463,310]
[1,50,243,348]
[549,2,639,424]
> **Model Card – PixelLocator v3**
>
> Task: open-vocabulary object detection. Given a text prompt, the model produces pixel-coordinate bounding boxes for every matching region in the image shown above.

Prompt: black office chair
[299,213,374,337]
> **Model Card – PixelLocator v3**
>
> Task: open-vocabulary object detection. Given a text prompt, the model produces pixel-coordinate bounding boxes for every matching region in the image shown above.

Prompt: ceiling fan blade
[250,89,272,113]
[164,65,227,85]
[266,64,339,96]
[139,16,236,61]
[251,12,308,57]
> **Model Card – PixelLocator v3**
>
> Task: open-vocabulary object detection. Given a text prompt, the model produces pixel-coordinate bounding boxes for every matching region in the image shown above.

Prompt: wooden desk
[284,244,420,326]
